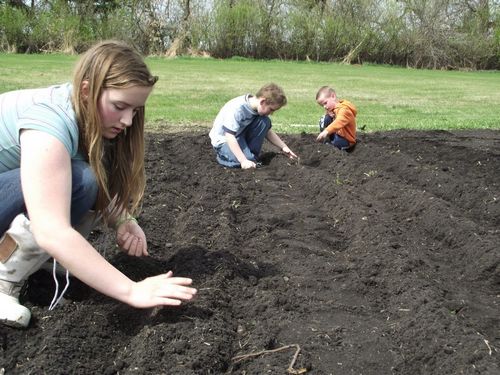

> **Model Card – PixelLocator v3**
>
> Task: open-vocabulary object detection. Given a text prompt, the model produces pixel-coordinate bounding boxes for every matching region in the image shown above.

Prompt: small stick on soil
[484,339,492,356]
[232,344,307,374]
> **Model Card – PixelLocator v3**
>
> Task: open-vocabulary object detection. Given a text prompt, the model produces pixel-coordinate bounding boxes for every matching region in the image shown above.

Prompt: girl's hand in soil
[116,219,148,257]
[282,146,298,159]
[241,159,257,169]
[128,271,197,308]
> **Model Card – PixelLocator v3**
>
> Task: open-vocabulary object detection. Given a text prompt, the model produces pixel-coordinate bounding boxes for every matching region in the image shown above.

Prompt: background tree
[0,0,498,69]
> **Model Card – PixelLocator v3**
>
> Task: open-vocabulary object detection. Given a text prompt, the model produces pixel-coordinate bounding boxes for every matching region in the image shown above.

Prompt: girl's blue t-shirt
[0,83,81,173]
[209,94,259,148]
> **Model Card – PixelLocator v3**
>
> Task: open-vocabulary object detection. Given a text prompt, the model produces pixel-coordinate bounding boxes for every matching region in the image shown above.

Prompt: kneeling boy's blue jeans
[319,114,351,150]
[0,160,98,235]
[330,133,351,149]
[214,116,271,168]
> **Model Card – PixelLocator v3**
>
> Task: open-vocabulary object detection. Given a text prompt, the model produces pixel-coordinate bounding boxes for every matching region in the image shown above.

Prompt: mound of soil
[1,129,499,375]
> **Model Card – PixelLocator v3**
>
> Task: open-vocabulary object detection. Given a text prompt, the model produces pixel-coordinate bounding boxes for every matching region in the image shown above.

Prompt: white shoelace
[48,258,70,311]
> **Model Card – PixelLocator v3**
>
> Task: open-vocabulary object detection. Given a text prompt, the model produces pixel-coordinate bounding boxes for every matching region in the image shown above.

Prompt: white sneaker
[0,279,31,328]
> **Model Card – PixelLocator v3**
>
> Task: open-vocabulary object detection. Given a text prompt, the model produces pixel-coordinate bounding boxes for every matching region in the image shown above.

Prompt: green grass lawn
[1,53,499,133]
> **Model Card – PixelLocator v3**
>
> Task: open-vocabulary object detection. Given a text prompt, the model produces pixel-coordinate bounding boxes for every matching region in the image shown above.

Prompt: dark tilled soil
[1,129,499,375]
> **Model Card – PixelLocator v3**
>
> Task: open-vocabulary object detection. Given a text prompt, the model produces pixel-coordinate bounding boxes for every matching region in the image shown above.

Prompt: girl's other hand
[116,219,148,256]
[128,271,197,308]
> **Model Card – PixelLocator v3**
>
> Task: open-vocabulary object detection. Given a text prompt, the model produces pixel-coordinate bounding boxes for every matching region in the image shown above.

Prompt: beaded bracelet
[115,215,137,229]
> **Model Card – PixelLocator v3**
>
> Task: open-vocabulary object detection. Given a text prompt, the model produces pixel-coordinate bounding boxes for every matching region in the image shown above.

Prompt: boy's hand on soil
[282,146,298,159]
[116,220,148,257]
[316,130,329,143]
[128,271,197,308]
[241,159,256,169]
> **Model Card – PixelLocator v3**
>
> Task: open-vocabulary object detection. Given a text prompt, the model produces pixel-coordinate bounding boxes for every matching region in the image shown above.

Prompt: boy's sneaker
[0,279,31,328]
[345,143,357,153]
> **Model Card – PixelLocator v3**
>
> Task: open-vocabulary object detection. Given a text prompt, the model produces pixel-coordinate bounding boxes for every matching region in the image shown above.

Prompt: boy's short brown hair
[316,86,336,100]
[256,83,287,107]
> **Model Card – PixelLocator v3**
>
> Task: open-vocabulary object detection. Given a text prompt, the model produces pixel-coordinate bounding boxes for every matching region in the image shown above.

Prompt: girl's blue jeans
[0,160,98,236]
[214,116,271,168]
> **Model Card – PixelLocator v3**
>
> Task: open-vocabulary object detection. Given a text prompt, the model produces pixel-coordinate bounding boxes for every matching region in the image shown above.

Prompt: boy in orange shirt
[315,86,357,151]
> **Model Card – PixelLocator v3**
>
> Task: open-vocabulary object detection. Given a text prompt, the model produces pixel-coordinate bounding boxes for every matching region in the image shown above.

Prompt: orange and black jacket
[325,99,357,145]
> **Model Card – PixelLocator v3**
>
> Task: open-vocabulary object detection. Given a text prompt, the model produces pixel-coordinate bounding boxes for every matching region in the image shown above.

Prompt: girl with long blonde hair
[0,40,196,328]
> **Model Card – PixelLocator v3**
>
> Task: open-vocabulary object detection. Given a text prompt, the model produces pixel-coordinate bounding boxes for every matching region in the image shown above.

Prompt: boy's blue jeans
[0,160,98,236]
[319,114,351,150]
[330,134,351,150]
[214,116,271,168]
